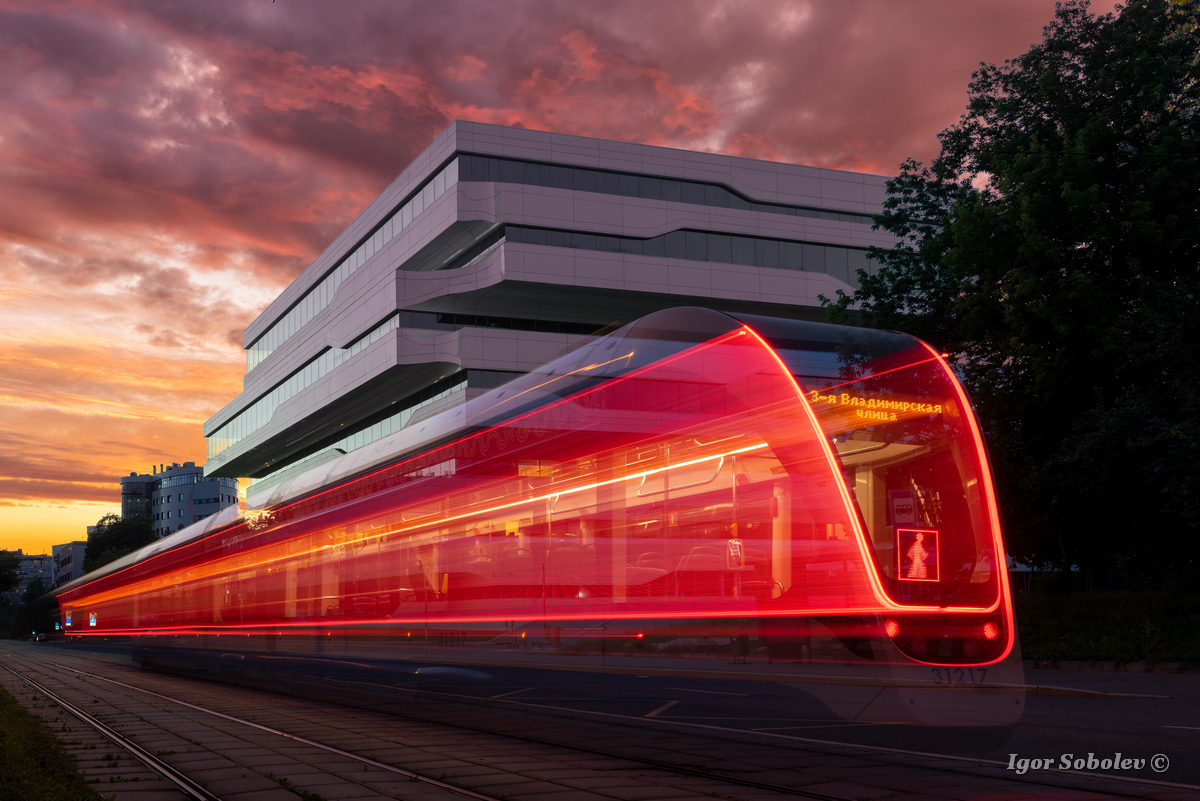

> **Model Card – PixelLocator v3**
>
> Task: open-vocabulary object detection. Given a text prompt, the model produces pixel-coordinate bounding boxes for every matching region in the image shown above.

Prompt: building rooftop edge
[453,120,893,182]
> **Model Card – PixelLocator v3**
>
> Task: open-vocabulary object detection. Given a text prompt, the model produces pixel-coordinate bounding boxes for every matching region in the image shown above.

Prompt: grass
[266,771,330,801]
[0,685,108,801]
[1015,591,1200,666]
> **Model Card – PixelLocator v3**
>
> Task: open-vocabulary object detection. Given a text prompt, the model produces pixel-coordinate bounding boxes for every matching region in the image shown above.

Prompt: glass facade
[396,310,604,336]
[245,368,522,485]
[245,158,461,372]
[312,373,468,455]
[216,308,605,467]
[248,372,474,482]
[211,315,405,461]
[120,475,154,519]
[499,225,877,285]
[457,154,875,225]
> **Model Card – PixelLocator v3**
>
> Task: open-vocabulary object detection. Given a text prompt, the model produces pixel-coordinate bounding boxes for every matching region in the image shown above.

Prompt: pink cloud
[0,0,1070,550]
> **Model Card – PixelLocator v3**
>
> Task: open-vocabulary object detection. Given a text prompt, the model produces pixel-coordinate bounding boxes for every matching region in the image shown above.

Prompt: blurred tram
[54,308,1018,676]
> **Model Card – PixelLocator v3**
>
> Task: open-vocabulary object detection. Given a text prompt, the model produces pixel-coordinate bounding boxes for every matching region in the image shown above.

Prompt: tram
[54,307,1017,672]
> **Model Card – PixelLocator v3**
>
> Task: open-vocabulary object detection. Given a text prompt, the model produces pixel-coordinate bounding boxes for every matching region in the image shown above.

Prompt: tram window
[792,331,997,606]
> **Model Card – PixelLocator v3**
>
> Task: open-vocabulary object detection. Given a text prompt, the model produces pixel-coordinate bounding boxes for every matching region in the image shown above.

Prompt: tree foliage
[827,0,1200,587]
[2,576,58,639]
[19,578,46,605]
[83,513,155,574]
[0,551,18,595]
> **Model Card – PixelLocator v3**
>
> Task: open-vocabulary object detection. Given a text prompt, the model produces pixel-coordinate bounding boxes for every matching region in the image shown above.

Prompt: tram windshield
[734,313,1000,609]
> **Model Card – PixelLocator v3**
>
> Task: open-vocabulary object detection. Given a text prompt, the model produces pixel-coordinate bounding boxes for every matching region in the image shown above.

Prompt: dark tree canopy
[3,572,58,639]
[0,551,18,595]
[83,513,155,575]
[826,0,1200,588]
[20,578,47,605]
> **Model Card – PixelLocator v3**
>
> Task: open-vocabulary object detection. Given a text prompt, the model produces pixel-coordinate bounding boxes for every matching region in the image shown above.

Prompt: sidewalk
[1021,660,1200,700]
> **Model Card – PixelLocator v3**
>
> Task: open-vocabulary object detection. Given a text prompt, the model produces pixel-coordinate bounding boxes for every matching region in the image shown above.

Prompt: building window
[502,225,875,284]
[457,153,874,224]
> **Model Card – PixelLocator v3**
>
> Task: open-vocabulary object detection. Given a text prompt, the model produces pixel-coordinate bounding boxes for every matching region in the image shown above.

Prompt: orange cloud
[444,55,488,84]
[0,0,1067,555]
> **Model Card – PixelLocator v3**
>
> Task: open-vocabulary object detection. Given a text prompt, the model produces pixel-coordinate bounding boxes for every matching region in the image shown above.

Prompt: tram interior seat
[676,550,726,571]
[497,548,532,575]
[633,553,667,570]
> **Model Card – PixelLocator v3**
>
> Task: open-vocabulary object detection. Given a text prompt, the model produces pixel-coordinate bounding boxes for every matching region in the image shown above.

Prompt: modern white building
[205,122,895,499]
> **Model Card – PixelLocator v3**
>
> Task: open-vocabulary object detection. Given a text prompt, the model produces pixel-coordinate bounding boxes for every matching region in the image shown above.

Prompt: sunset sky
[0,0,1082,555]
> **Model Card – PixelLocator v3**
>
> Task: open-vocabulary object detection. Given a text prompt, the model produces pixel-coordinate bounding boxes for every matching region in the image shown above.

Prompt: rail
[0,660,220,801]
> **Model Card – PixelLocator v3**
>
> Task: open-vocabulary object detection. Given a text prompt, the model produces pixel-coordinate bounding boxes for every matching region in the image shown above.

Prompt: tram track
[48,655,859,801]
[0,660,218,801]
[293,666,1197,801]
[7,648,857,801]
[1,654,506,801]
[16,647,1195,801]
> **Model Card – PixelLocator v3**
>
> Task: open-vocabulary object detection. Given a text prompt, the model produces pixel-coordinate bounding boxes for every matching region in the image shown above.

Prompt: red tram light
[983,621,1000,641]
[883,618,900,639]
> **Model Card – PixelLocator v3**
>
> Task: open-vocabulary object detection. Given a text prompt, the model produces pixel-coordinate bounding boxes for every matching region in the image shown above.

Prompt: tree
[83,513,155,574]
[10,577,59,638]
[19,577,46,605]
[0,550,18,595]
[826,0,1200,588]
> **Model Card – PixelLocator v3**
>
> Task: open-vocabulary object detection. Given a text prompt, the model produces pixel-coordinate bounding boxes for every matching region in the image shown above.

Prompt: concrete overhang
[398,243,844,326]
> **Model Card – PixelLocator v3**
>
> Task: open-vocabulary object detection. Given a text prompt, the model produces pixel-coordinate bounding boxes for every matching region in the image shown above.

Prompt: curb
[1024,659,1198,674]
[403,655,1170,698]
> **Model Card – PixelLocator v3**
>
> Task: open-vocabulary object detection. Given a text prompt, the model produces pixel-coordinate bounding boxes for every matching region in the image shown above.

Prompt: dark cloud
[0,0,1073,548]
